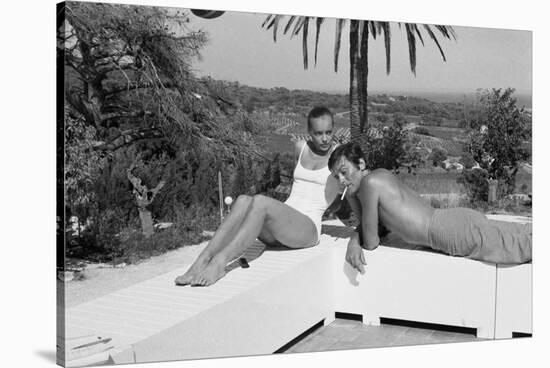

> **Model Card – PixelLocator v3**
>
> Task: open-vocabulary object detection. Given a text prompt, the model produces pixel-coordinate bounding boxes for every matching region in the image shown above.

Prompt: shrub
[519,183,529,194]
[457,168,489,203]
[463,88,530,199]
[459,152,476,169]
[363,124,407,173]
[429,147,447,167]
[393,113,408,125]
[65,136,282,262]
[430,197,445,209]
[376,114,389,125]
[100,204,220,264]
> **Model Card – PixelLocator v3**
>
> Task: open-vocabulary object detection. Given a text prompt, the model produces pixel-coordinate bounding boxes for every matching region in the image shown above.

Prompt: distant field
[399,171,463,194]
[439,119,460,128]
[268,113,464,137]
[403,114,422,123]
[284,123,466,156]
[399,169,531,195]
[423,126,467,140]
[410,133,464,156]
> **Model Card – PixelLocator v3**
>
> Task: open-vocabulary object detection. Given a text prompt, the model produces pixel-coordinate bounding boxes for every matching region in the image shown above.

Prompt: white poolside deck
[62,241,335,364]
[59,215,532,366]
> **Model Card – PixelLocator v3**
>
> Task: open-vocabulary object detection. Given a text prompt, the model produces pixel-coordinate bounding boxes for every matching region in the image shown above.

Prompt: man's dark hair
[329,142,390,241]
[307,106,334,130]
[328,142,365,171]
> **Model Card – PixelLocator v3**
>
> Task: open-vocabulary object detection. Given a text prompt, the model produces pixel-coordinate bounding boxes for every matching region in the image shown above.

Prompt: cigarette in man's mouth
[340,186,348,200]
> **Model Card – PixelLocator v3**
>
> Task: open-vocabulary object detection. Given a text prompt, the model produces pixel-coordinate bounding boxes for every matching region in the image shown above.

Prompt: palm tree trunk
[358,22,369,134]
[349,21,371,155]
[349,20,361,146]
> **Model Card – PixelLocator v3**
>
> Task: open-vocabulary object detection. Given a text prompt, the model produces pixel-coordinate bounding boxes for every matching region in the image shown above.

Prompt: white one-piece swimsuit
[284,143,332,240]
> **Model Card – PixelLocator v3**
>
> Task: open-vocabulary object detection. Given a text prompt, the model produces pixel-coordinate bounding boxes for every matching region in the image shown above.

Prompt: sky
[187,11,532,95]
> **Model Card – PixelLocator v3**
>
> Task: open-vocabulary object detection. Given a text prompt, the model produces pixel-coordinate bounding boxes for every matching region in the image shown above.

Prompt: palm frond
[265,15,278,30]
[292,16,307,37]
[435,25,454,40]
[413,24,425,46]
[447,26,458,40]
[405,23,417,75]
[334,18,346,72]
[261,14,273,28]
[423,24,448,61]
[283,16,297,35]
[314,18,324,66]
[302,17,310,69]
[369,21,378,40]
[269,16,281,42]
[437,25,457,41]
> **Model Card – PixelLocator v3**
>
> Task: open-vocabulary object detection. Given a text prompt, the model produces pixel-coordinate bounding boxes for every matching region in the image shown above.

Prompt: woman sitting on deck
[175,106,339,287]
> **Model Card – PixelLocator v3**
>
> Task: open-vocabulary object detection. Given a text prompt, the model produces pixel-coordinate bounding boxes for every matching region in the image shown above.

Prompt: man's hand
[345,239,366,274]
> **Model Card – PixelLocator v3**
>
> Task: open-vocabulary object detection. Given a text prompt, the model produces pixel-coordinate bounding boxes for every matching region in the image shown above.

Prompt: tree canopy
[59,2,274,260]
[463,88,530,198]
[60,2,261,158]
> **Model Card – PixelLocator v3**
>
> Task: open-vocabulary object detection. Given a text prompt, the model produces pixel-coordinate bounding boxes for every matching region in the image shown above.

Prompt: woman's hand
[345,237,366,274]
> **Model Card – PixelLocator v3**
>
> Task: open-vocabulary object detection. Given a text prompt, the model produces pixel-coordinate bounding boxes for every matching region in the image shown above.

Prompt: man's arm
[358,176,380,250]
[343,192,367,273]
[345,193,363,243]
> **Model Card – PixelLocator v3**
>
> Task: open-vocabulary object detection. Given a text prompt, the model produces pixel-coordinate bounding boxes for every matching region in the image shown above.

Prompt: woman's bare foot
[174,257,210,286]
[190,260,227,287]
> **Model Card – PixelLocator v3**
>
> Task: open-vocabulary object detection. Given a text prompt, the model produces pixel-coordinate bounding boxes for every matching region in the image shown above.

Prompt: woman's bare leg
[191,195,318,286]
[175,195,253,285]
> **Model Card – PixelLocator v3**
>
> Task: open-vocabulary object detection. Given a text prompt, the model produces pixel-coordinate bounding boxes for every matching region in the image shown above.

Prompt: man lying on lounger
[328,143,532,274]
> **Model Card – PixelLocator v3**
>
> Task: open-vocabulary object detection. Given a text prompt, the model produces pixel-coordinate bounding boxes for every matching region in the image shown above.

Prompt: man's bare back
[356,169,434,246]
[330,149,435,250]
[329,143,531,272]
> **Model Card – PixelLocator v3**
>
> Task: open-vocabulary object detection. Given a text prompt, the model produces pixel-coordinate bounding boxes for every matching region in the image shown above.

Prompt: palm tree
[261,15,456,151]
[192,10,456,153]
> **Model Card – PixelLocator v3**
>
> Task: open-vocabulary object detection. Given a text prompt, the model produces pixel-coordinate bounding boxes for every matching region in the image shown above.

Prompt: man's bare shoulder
[360,168,396,188]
